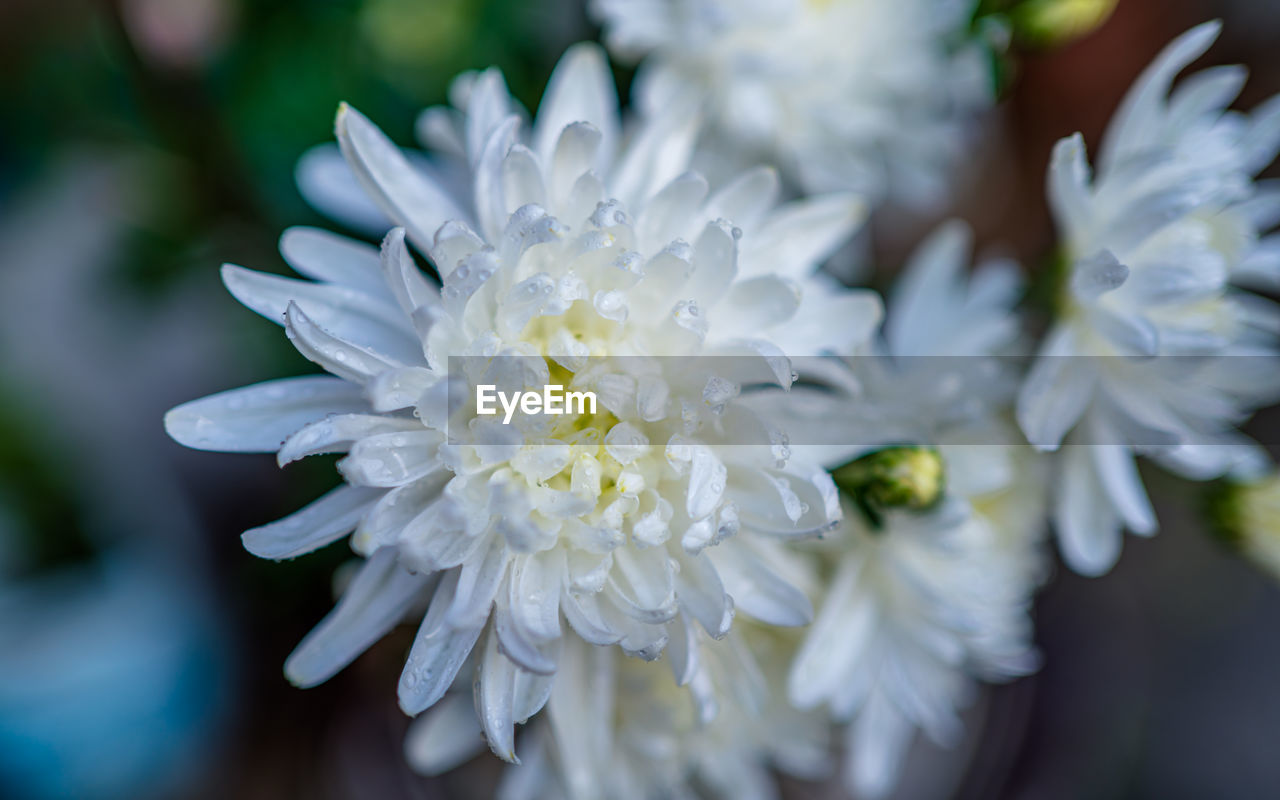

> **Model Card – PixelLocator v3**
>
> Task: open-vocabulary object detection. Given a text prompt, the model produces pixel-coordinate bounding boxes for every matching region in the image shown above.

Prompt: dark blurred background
[0,1,1277,798]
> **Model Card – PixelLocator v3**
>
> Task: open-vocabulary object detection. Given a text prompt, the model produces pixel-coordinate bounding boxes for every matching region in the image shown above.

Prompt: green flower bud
[832,446,946,529]
[1009,0,1117,48]
[1205,474,1280,581]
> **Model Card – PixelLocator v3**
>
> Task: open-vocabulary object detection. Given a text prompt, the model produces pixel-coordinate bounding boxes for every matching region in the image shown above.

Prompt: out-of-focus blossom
[408,622,829,800]
[120,0,236,71]
[592,0,993,208]
[166,44,883,764]
[1017,22,1280,575]
[752,222,1046,797]
[1210,472,1280,581]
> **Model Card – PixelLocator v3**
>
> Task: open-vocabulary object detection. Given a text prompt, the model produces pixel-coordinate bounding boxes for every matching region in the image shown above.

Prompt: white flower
[408,619,830,800]
[591,0,993,207]
[1017,22,1280,576]
[748,221,1044,797]
[790,471,1044,798]
[165,44,884,762]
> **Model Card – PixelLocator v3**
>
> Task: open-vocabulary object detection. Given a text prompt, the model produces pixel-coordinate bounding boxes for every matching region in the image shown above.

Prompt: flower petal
[243,484,382,560]
[279,226,391,300]
[532,42,618,175]
[285,302,403,385]
[284,547,430,687]
[404,691,485,775]
[164,376,367,453]
[399,570,486,715]
[335,103,467,252]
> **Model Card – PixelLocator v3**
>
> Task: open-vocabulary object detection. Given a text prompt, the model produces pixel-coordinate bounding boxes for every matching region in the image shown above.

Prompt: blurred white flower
[749,220,1045,798]
[407,620,829,800]
[791,464,1044,799]
[591,0,993,207]
[1017,21,1280,575]
[165,44,883,763]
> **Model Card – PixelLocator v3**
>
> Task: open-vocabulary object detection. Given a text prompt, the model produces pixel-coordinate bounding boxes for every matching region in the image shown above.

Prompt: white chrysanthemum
[790,468,1044,799]
[407,617,829,800]
[165,44,883,761]
[750,221,1045,797]
[592,0,992,206]
[1017,22,1280,576]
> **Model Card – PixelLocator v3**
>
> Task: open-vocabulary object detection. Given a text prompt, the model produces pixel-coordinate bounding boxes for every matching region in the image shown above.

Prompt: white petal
[789,555,869,709]
[549,122,604,209]
[165,376,367,453]
[280,226,391,300]
[379,227,442,338]
[703,166,780,229]
[1099,21,1222,172]
[848,693,915,799]
[687,219,739,306]
[710,543,812,626]
[285,302,403,385]
[548,640,614,798]
[610,103,700,209]
[501,144,548,214]
[636,171,708,247]
[1017,326,1095,450]
[1070,250,1128,301]
[560,589,622,645]
[1089,438,1157,535]
[739,193,866,280]
[446,534,511,628]
[404,692,484,775]
[771,283,883,356]
[277,413,422,466]
[367,366,437,412]
[354,471,451,554]
[399,571,486,714]
[476,630,521,763]
[672,551,733,638]
[335,103,467,252]
[284,548,429,687]
[885,220,970,355]
[512,666,555,724]
[494,596,558,675]
[338,429,444,487]
[1047,134,1093,241]
[508,551,563,643]
[607,545,677,623]
[473,115,523,243]
[532,42,618,174]
[294,143,391,235]
[243,484,381,559]
[222,264,422,364]
[717,275,801,335]
[686,445,728,521]
[1056,444,1124,576]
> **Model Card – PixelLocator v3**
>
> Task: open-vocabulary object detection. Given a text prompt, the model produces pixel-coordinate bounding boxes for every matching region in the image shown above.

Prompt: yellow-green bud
[1010,0,1117,48]
[832,446,946,528]
[1207,475,1280,581]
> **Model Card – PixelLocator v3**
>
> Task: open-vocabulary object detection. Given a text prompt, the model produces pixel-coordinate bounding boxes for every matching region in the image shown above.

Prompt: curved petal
[165,376,366,453]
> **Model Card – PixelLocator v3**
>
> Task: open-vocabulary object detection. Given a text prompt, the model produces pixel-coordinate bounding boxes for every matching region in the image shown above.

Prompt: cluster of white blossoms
[167,12,1280,800]
[592,0,993,207]
[1017,21,1280,575]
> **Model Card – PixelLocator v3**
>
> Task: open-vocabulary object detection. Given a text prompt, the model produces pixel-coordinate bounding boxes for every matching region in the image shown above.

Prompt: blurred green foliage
[0,0,596,573]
